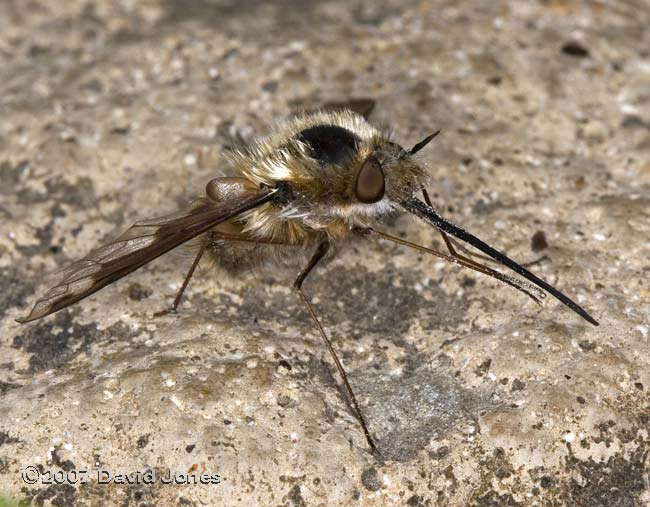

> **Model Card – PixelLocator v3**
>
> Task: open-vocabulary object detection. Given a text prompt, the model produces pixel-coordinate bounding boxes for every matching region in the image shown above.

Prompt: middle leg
[293,240,376,450]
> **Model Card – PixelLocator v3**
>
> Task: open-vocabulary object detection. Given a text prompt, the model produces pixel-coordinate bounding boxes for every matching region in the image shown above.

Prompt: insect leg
[154,240,208,316]
[358,227,545,305]
[422,189,494,264]
[442,231,494,263]
[423,189,550,270]
[293,240,376,451]
[179,232,372,444]
[155,231,293,317]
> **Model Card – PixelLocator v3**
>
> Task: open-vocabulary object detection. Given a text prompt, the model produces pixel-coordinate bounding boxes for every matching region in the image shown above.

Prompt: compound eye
[355,156,385,203]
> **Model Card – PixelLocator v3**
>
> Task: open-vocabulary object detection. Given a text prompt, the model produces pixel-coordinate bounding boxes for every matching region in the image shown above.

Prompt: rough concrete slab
[1,0,649,505]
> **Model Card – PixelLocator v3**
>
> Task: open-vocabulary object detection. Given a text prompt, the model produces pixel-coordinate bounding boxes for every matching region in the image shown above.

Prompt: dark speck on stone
[540,475,555,488]
[319,98,376,119]
[110,125,130,135]
[621,115,646,128]
[474,358,492,377]
[578,340,596,352]
[461,276,476,288]
[261,80,278,92]
[277,394,293,408]
[407,494,426,507]
[0,431,20,446]
[430,445,450,460]
[136,434,149,448]
[562,41,590,58]
[361,467,382,491]
[278,359,292,371]
[128,282,153,301]
[50,447,76,472]
[287,484,305,507]
[185,444,195,453]
[531,230,548,252]
[0,381,21,394]
[511,379,526,391]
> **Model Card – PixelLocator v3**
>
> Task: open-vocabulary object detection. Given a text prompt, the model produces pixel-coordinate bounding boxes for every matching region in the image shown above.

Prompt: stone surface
[1,1,650,506]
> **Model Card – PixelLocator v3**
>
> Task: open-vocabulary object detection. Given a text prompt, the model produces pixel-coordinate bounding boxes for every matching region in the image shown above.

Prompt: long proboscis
[400,197,599,326]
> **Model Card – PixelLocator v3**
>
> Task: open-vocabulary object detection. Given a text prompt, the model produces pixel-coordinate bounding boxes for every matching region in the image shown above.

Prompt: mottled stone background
[1,0,649,506]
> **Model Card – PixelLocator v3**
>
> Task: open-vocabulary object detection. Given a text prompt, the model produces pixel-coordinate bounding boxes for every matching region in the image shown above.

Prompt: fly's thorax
[228,109,430,231]
[272,138,428,227]
[235,110,381,188]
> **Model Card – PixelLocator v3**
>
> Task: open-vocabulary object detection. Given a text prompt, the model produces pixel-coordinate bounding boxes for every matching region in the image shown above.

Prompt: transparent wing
[17,188,275,323]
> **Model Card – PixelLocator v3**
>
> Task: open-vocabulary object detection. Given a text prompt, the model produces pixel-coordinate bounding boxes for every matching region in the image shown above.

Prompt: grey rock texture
[1,1,650,505]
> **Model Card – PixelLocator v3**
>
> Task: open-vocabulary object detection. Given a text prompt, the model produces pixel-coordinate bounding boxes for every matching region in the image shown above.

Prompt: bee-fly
[16,110,599,451]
